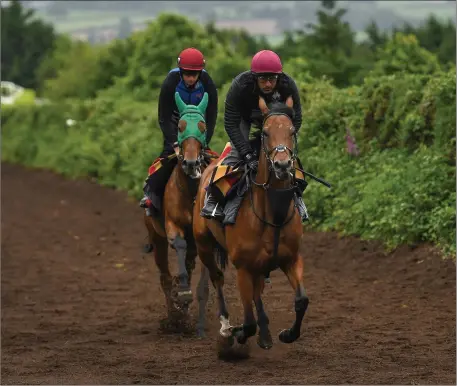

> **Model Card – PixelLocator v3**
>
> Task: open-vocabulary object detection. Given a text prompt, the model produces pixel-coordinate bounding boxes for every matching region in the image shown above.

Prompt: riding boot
[200,187,225,221]
[294,193,309,222]
[139,195,150,209]
[294,179,309,222]
[139,190,161,217]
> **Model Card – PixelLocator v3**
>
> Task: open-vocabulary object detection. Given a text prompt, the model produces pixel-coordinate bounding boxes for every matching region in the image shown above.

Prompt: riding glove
[243,152,258,171]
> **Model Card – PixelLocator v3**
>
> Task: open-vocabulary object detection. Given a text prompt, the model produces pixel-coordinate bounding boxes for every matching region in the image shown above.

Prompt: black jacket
[158,70,218,153]
[224,71,302,158]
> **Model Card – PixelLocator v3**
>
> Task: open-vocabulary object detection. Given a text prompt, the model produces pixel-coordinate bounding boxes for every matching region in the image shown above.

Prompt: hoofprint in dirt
[1,162,455,385]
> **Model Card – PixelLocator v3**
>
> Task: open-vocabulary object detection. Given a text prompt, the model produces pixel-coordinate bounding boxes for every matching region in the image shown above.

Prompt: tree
[1,0,56,90]
[124,14,220,96]
[394,16,456,68]
[303,0,363,87]
[40,41,101,100]
[364,20,388,54]
[372,33,441,76]
[118,16,133,40]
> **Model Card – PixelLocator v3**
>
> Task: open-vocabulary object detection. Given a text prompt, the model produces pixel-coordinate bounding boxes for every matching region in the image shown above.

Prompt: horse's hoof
[236,335,248,345]
[278,328,299,344]
[257,331,273,350]
[143,243,154,253]
[257,338,273,350]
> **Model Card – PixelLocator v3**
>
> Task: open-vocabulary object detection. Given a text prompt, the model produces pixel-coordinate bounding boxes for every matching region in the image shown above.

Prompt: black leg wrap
[233,323,257,344]
[243,323,257,337]
[171,236,190,291]
[295,296,309,313]
[171,236,187,250]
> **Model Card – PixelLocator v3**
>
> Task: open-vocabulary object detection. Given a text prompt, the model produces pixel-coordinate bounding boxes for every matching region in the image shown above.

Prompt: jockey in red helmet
[139,48,218,216]
[200,49,309,223]
[177,47,206,71]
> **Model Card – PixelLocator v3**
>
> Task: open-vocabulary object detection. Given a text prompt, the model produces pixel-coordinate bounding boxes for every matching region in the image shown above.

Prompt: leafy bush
[372,33,442,76]
[303,139,455,256]
[297,71,456,161]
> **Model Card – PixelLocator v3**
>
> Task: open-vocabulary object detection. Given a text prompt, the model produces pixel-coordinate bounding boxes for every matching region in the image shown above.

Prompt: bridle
[247,111,298,228]
[251,111,298,191]
[175,139,206,198]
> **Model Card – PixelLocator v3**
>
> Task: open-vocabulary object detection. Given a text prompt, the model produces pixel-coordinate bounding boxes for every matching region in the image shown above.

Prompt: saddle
[209,142,307,226]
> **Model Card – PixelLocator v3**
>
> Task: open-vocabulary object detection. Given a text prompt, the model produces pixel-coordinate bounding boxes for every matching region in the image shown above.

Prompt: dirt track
[1,162,455,385]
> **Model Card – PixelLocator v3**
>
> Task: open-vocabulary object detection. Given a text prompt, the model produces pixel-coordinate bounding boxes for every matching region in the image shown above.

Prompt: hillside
[21,0,457,44]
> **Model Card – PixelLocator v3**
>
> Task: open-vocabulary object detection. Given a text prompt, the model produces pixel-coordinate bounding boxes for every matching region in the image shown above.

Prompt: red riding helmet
[177,48,206,71]
[251,50,283,74]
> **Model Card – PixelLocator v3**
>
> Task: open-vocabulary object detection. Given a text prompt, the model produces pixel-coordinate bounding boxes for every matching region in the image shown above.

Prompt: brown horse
[193,95,308,349]
[144,93,213,336]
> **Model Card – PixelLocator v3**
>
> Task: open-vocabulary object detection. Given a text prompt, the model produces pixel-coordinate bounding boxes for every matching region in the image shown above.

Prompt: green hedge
[2,72,455,257]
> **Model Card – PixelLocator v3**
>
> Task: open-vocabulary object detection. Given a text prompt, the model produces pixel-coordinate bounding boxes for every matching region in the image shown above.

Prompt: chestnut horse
[193,96,308,349]
[144,92,212,336]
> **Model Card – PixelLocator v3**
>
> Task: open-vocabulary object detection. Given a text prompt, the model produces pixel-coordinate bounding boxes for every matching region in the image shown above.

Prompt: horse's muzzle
[182,159,202,179]
[273,159,292,180]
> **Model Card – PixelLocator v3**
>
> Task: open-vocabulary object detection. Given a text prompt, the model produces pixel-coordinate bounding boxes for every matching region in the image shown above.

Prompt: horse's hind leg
[195,235,231,337]
[143,211,155,253]
[254,276,273,349]
[196,264,210,337]
[231,268,257,344]
[279,254,309,344]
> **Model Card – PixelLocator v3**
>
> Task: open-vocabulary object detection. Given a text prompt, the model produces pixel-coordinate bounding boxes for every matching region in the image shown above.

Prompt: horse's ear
[198,92,209,114]
[175,92,187,114]
[259,96,269,116]
[286,95,294,109]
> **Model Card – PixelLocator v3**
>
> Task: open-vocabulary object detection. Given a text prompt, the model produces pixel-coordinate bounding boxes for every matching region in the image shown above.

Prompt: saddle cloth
[148,148,220,177]
[208,142,306,199]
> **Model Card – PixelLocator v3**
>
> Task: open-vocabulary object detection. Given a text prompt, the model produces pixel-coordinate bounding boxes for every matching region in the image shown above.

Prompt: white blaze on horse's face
[259,95,295,181]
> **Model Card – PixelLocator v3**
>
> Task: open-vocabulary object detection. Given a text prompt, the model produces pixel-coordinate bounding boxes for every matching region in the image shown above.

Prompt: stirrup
[201,193,224,220]
[139,196,151,209]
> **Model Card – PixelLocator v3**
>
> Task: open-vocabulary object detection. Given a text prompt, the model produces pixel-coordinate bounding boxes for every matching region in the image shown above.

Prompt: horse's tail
[214,242,228,272]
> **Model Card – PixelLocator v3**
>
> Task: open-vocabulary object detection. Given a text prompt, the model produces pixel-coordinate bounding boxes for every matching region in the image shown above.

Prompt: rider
[200,49,309,222]
[140,47,218,215]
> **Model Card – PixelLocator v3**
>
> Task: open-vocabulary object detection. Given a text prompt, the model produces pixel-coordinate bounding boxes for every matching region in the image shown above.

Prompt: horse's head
[175,92,208,179]
[258,96,297,181]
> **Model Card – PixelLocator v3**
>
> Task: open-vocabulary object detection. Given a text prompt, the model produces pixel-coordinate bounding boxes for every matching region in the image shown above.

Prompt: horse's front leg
[166,220,193,305]
[279,254,309,344]
[151,236,174,316]
[185,235,197,288]
[254,275,273,349]
[231,268,257,344]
